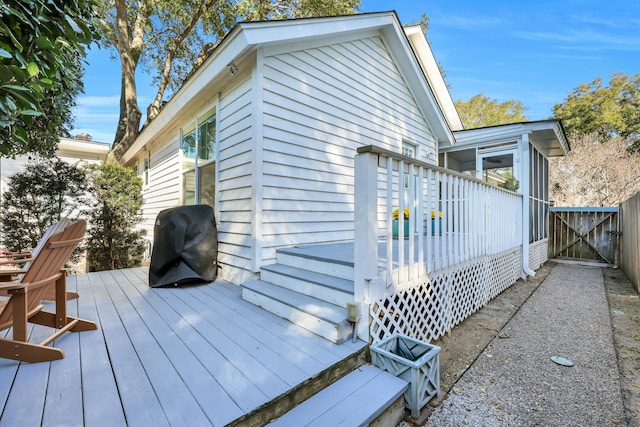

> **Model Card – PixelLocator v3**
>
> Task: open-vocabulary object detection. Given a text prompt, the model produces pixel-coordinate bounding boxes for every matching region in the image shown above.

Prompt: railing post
[354,151,379,341]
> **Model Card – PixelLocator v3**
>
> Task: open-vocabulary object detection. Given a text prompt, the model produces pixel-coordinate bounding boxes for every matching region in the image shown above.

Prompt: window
[143,150,150,186]
[529,145,549,243]
[401,141,417,223]
[181,107,216,206]
[402,141,417,189]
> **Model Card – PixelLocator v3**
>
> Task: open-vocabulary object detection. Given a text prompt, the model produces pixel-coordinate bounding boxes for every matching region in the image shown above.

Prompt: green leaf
[35,37,53,49]
[2,84,29,92]
[5,96,16,111]
[0,49,12,59]
[0,65,12,83]
[19,110,43,116]
[26,62,39,77]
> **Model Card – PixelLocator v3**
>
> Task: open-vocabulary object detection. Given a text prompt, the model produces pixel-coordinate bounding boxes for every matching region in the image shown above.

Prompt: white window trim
[180,105,218,205]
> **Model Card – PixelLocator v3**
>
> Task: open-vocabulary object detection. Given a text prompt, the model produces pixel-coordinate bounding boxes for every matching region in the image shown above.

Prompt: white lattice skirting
[370,247,522,344]
[528,239,548,271]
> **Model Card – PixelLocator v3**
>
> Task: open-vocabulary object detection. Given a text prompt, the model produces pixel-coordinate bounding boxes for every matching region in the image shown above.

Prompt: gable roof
[447,119,570,157]
[122,12,455,163]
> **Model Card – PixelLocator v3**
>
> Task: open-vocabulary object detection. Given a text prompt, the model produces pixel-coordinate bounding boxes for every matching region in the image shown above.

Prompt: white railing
[353,145,523,339]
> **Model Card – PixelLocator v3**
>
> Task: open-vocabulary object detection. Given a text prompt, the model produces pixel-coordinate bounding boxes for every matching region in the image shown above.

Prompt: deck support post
[520,132,535,277]
[354,151,379,342]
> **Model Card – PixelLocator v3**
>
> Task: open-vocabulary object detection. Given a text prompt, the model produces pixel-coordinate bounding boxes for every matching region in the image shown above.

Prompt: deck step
[261,263,354,308]
[242,280,353,344]
[277,246,354,281]
[268,364,408,427]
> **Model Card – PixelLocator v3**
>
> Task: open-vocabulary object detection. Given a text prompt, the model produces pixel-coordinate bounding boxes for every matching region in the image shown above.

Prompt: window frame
[180,106,217,206]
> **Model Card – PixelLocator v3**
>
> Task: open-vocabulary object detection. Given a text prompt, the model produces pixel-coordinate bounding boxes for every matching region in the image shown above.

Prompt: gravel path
[426,263,626,426]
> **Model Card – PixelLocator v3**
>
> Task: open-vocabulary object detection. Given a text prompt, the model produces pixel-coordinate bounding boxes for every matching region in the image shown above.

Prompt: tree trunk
[108,0,142,163]
[109,60,141,162]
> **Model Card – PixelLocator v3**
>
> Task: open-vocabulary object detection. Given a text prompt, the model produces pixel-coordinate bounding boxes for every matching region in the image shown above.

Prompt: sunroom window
[181,107,216,207]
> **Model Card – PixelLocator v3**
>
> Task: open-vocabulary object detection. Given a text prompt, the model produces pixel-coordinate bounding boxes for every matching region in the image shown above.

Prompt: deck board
[203,277,361,359]
[87,269,172,427]
[108,268,250,424]
[102,269,225,427]
[0,267,366,427]
[76,272,127,427]
[42,275,83,427]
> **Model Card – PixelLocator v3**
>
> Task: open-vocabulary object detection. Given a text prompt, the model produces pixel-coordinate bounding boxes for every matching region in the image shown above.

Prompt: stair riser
[276,253,354,281]
[260,269,352,308]
[242,288,351,344]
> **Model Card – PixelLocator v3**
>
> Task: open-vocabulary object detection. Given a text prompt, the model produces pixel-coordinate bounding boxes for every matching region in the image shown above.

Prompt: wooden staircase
[241,246,356,344]
[267,364,408,427]
[240,245,412,426]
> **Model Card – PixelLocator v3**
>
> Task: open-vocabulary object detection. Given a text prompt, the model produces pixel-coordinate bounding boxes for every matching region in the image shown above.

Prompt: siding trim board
[252,53,265,273]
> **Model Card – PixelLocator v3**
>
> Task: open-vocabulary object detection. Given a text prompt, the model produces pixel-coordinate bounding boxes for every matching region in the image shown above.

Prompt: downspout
[520,133,536,277]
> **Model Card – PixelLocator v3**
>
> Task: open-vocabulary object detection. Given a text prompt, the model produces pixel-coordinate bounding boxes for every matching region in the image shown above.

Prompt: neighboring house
[0,137,110,198]
[0,137,110,247]
[119,12,569,344]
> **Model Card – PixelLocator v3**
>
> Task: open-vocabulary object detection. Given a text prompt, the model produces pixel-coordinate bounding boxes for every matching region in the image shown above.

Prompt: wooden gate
[549,207,619,265]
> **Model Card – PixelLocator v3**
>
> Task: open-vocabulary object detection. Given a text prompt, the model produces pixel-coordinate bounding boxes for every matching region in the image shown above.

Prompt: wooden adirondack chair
[0,219,97,363]
[0,218,72,269]
[0,219,78,301]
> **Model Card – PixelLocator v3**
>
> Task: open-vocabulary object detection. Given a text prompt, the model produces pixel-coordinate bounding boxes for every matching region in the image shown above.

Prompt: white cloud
[439,15,503,30]
[515,29,640,52]
[77,95,121,107]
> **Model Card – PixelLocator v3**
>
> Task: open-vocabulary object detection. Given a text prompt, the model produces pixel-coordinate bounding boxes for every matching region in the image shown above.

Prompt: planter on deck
[392,219,409,238]
[371,334,441,418]
[431,219,442,235]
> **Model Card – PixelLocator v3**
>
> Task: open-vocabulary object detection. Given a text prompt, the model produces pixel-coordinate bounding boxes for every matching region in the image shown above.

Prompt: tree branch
[146,0,217,122]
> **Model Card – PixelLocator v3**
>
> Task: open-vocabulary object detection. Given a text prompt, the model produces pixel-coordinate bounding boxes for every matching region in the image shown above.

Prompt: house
[0,137,110,196]
[0,137,110,246]
[119,12,569,345]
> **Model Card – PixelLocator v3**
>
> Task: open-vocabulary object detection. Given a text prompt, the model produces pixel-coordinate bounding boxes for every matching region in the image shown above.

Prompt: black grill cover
[149,205,217,287]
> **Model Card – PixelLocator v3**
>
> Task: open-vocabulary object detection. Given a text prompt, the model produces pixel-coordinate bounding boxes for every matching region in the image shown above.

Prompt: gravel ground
[425,263,626,426]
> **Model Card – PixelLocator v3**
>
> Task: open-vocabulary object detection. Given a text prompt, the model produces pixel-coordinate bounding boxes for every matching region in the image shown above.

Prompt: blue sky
[74,0,640,144]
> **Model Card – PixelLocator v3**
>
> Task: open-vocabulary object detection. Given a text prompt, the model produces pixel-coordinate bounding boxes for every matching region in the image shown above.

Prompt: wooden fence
[620,193,640,291]
[549,207,619,265]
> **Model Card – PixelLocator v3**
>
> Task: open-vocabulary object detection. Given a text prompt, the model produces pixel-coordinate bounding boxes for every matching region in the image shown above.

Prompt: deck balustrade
[354,145,524,342]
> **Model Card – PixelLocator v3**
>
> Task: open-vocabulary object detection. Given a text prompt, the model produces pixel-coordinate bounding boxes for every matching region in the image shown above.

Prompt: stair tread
[278,245,354,267]
[268,365,408,426]
[243,280,347,324]
[261,264,354,294]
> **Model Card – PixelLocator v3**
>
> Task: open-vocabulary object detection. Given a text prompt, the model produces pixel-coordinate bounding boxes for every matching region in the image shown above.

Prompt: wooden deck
[0,267,366,427]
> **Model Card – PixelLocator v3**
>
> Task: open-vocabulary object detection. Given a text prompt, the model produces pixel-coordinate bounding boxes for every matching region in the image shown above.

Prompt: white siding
[217,77,255,283]
[259,36,436,264]
[137,139,181,245]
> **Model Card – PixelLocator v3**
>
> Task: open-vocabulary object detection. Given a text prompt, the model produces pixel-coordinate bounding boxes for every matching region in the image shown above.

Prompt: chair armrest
[0,268,27,277]
[0,281,25,292]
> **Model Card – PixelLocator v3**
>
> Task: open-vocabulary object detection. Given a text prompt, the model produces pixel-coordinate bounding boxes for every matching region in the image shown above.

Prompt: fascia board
[121,27,251,164]
[239,12,395,47]
[404,25,463,131]
[58,137,111,155]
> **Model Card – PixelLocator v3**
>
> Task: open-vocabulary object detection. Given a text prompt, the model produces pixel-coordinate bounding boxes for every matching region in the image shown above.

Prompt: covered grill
[149,205,217,287]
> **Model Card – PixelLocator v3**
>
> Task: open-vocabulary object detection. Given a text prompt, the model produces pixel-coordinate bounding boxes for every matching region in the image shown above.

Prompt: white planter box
[370,334,441,418]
